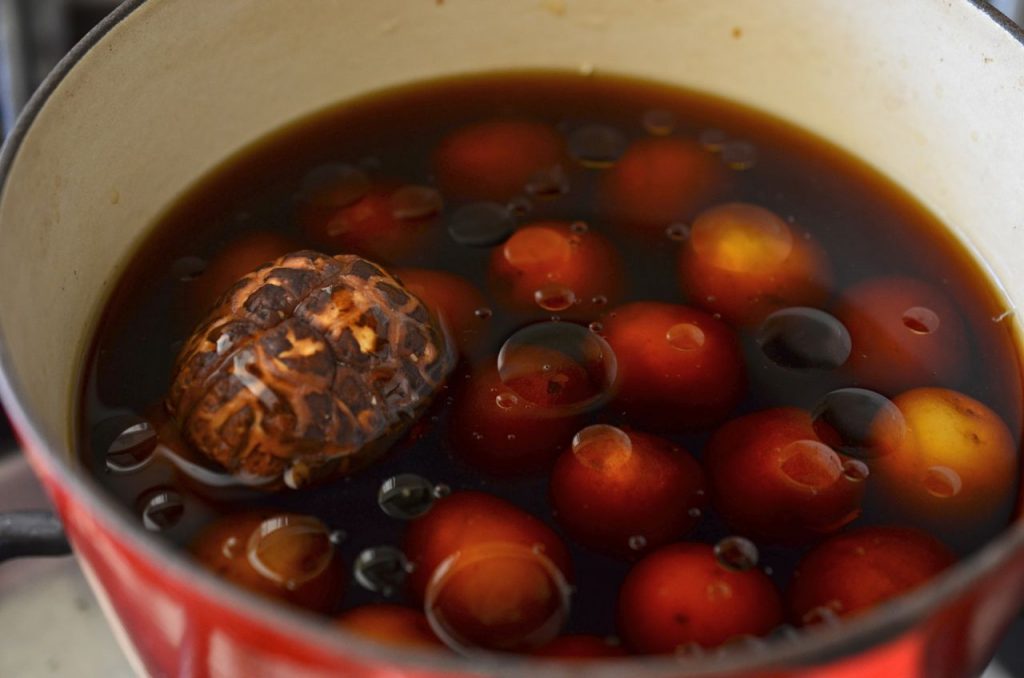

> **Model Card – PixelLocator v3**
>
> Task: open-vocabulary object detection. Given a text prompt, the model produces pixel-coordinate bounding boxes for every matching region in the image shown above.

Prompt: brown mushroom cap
[167,250,453,488]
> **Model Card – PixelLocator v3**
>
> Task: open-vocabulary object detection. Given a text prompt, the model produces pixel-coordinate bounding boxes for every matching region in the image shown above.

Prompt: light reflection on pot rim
[0,1,1023,676]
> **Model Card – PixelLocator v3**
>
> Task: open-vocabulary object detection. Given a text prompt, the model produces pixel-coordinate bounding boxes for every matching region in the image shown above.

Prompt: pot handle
[0,510,71,562]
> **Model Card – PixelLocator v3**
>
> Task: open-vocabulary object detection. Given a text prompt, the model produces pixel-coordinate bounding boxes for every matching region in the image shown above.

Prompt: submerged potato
[168,250,454,488]
[873,387,1017,529]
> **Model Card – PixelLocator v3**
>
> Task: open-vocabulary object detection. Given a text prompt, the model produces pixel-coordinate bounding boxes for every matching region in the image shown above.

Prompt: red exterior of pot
[17,429,1024,678]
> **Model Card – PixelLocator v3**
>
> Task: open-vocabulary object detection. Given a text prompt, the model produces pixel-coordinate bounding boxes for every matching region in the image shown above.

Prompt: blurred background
[1,0,1024,676]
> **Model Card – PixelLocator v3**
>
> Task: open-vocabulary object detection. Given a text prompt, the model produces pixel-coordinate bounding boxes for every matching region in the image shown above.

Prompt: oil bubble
[298,164,370,208]
[924,466,962,498]
[756,307,851,370]
[497,321,617,413]
[699,128,729,151]
[721,141,758,170]
[568,124,628,168]
[714,536,759,572]
[378,474,437,520]
[390,185,444,221]
[170,256,207,282]
[666,223,690,241]
[247,514,333,588]
[525,165,569,199]
[811,388,906,460]
[572,425,632,470]
[103,417,157,473]
[140,488,184,531]
[778,440,842,490]
[424,542,571,653]
[448,202,515,247]
[666,323,706,351]
[353,545,411,596]
[902,306,941,335]
[534,284,577,312]
[642,109,676,136]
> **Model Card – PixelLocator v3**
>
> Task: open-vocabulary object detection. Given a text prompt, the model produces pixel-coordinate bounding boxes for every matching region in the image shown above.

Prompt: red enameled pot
[2,1,1024,676]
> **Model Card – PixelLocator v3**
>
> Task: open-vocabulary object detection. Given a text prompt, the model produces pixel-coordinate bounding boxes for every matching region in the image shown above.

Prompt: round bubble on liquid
[140,488,184,532]
[721,141,758,170]
[354,546,411,596]
[525,165,569,199]
[812,388,906,459]
[378,474,437,520]
[642,109,676,136]
[534,284,577,312]
[170,256,207,282]
[298,163,371,208]
[714,536,759,572]
[568,124,628,168]
[103,417,158,473]
[497,321,617,414]
[902,306,941,335]
[424,542,571,654]
[572,424,632,470]
[246,515,334,589]
[448,203,516,247]
[756,307,852,370]
[390,185,443,221]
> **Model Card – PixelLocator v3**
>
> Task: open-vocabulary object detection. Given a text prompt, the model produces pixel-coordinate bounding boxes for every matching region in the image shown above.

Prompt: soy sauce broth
[78,72,1024,648]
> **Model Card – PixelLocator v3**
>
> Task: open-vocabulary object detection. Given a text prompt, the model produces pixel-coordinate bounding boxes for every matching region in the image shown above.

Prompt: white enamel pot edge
[1,1,1024,676]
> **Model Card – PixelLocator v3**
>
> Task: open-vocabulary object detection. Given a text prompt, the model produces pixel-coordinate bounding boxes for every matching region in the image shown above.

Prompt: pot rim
[1,1,1023,676]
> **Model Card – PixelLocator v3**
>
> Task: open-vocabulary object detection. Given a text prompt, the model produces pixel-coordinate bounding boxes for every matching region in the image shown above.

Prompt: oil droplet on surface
[628,535,648,551]
[841,459,870,482]
[699,128,729,151]
[170,256,207,282]
[104,418,157,473]
[378,474,437,519]
[247,515,333,588]
[779,440,842,490]
[534,283,577,312]
[591,294,608,306]
[424,542,571,653]
[353,546,411,596]
[495,392,520,409]
[666,323,706,351]
[714,536,759,572]
[497,321,617,413]
[902,306,941,335]
[642,109,676,136]
[525,165,569,198]
[666,222,690,241]
[507,196,532,217]
[811,388,906,460]
[140,488,184,532]
[569,221,589,234]
[221,536,240,559]
[588,321,604,333]
[687,507,702,519]
[572,424,632,471]
[473,307,493,320]
[568,124,628,168]
[756,307,852,370]
[448,202,515,247]
[433,483,452,498]
[390,185,444,221]
[924,466,962,498]
[721,141,758,170]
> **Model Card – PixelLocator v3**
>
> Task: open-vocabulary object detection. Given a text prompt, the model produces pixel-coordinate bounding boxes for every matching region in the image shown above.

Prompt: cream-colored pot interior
[2,0,1024,506]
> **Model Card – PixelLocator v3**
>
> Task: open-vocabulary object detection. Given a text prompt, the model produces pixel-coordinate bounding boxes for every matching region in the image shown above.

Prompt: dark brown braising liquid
[77,72,1024,649]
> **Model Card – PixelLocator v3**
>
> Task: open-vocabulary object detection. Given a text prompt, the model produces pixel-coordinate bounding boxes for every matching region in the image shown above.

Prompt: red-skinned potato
[602,302,746,431]
[434,120,565,201]
[393,268,487,354]
[704,408,865,544]
[301,183,442,263]
[787,526,954,625]
[602,137,723,235]
[448,364,580,476]
[836,277,968,394]
[188,231,296,320]
[532,635,629,659]
[549,426,706,557]
[190,512,345,613]
[873,388,1017,530]
[336,605,446,650]
[404,492,574,653]
[618,543,783,653]
[489,221,623,318]
[678,203,832,325]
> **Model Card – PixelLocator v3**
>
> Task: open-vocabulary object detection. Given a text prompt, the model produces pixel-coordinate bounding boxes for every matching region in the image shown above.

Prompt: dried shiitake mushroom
[167,250,453,488]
